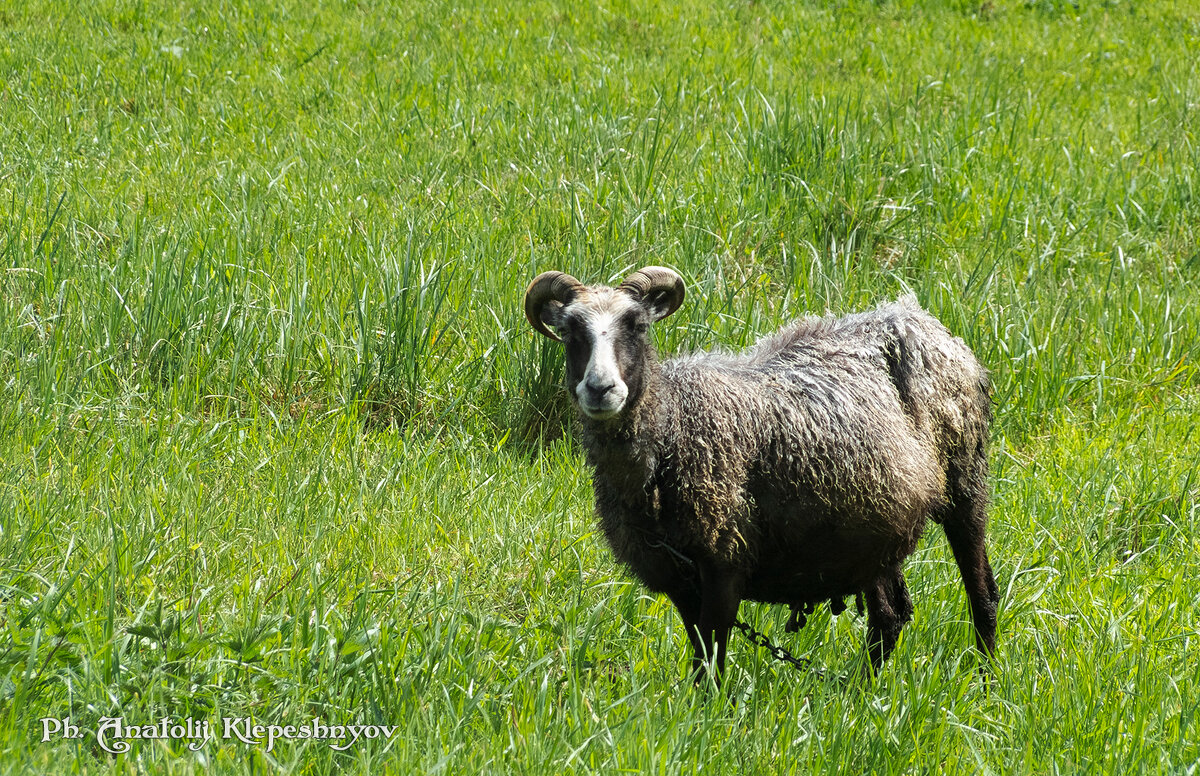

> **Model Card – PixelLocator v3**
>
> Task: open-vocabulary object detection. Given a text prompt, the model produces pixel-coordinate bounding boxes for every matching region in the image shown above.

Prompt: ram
[524,267,999,680]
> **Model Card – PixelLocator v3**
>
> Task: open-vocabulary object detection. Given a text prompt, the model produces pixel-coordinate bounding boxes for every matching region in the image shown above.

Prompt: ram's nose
[585,378,617,398]
[577,377,628,418]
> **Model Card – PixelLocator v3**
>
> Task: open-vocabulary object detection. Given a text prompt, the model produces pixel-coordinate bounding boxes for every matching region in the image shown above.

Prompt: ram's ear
[619,266,685,321]
[641,286,682,321]
[537,300,565,334]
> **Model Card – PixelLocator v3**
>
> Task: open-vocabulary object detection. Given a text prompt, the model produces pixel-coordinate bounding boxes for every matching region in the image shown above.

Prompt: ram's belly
[740,511,928,605]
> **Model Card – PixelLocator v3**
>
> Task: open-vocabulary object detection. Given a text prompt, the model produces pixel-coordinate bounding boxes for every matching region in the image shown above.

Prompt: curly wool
[580,295,991,606]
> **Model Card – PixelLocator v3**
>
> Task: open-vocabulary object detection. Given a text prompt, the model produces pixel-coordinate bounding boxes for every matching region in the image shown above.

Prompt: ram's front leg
[664,586,705,681]
[695,567,741,685]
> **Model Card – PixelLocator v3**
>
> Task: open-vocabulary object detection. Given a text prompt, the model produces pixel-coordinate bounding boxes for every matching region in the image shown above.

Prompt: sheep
[524,266,999,680]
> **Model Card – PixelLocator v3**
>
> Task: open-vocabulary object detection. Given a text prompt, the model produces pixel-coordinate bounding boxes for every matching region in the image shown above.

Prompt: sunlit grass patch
[2,0,1198,771]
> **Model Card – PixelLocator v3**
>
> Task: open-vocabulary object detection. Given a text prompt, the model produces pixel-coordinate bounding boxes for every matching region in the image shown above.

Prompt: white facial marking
[575,308,630,419]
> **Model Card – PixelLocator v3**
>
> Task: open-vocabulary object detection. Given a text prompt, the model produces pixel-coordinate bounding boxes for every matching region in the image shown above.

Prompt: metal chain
[732,617,824,677]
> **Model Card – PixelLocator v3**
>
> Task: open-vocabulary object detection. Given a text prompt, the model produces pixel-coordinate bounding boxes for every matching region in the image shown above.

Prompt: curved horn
[524,271,584,341]
[618,266,685,320]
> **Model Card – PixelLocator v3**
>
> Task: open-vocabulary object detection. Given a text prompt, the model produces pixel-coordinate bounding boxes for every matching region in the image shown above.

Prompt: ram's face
[524,267,685,421]
[553,291,649,420]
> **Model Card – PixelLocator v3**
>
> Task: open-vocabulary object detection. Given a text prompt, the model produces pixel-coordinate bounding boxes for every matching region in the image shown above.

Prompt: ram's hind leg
[864,570,913,672]
[943,511,999,656]
[941,458,1000,657]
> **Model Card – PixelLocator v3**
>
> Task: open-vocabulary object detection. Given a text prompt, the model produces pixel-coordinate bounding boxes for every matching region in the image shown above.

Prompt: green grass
[2,0,1199,771]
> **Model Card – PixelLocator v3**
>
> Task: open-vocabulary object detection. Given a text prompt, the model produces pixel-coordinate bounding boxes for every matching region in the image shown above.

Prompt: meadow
[2,0,1198,771]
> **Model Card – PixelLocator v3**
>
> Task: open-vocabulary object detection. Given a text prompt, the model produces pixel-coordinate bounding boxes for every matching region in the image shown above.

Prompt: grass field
[2,0,1199,771]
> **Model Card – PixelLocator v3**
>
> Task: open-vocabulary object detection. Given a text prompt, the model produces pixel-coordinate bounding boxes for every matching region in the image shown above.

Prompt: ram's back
[656,297,989,564]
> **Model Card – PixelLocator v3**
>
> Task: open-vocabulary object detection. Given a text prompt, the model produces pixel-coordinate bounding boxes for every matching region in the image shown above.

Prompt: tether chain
[732,617,825,678]
[646,535,821,676]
